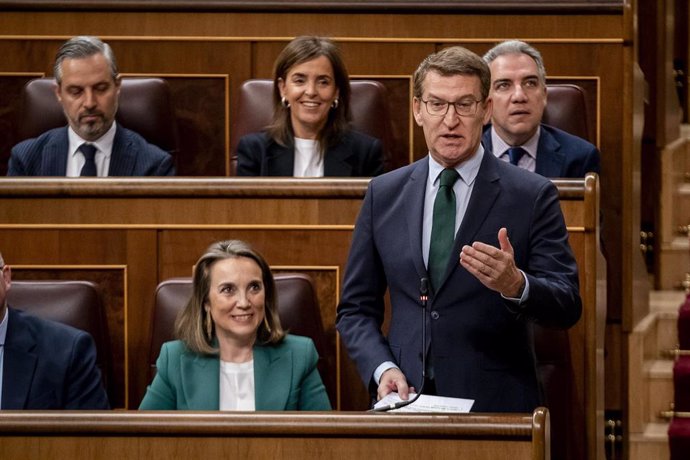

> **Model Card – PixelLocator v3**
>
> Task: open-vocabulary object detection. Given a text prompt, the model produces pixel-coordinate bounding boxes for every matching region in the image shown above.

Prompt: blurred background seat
[543,83,591,142]
[7,280,112,401]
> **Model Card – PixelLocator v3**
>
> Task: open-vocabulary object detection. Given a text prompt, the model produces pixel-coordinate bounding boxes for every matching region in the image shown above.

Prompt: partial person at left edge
[7,36,175,177]
[0,252,110,409]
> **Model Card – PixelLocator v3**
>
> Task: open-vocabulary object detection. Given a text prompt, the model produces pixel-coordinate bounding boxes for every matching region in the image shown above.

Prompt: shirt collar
[490,125,540,160]
[68,121,117,159]
[428,143,484,187]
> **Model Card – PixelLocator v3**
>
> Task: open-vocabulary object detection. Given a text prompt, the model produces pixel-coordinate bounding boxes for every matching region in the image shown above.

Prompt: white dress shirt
[66,122,117,177]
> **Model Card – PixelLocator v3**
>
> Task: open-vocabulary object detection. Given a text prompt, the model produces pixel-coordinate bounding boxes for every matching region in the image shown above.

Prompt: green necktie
[428,168,460,290]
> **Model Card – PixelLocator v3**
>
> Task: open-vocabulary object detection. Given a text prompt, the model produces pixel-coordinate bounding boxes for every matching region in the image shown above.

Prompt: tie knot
[80,143,97,160]
[507,147,526,166]
[439,168,459,188]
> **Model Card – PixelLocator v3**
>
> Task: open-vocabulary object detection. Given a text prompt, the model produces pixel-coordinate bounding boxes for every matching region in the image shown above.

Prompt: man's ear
[413,97,423,126]
[482,97,493,125]
[54,83,62,103]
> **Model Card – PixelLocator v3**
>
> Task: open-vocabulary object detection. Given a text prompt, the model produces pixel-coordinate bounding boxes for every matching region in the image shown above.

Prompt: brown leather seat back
[230,78,391,174]
[543,83,592,142]
[7,280,112,398]
[19,77,179,154]
[149,273,334,404]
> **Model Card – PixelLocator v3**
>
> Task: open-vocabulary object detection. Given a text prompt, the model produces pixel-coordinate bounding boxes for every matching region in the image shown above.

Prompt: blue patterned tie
[79,143,98,177]
[428,168,460,290]
[507,147,526,166]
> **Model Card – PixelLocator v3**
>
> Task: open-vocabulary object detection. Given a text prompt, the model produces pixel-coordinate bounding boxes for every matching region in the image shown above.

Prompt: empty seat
[18,77,179,155]
[230,78,392,173]
[149,273,334,404]
[7,280,112,400]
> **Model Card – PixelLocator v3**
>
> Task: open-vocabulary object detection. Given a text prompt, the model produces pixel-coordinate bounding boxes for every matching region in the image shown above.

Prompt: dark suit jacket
[1,307,109,409]
[7,126,175,176]
[138,335,331,410]
[482,123,600,178]
[235,130,383,177]
[335,152,582,412]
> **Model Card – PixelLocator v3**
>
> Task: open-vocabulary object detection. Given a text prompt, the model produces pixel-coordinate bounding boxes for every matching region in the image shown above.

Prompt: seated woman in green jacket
[140,240,331,411]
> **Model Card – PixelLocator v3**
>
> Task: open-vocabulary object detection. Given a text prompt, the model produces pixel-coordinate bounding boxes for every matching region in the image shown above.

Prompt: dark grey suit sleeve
[7,145,29,176]
[235,134,263,176]
[65,330,110,409]
[336,182,395,387]
[364,137,384,176]
[520,180,582,329]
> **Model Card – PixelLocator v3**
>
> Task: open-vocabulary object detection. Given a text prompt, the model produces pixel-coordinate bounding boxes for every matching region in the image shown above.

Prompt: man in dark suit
[0,253,109,409]
[336,46,581,412]
[481,40,600,178]
[8,36,174,177]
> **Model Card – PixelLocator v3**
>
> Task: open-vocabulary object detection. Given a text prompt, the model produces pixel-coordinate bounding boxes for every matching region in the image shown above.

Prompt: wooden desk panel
[0,409,549,460]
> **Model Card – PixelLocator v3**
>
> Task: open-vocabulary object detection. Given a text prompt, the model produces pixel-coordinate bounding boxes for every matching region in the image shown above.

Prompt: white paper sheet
[373,392,474,413]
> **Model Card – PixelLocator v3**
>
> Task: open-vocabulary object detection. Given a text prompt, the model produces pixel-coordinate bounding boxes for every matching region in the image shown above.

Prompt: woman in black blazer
[236,36,383,177]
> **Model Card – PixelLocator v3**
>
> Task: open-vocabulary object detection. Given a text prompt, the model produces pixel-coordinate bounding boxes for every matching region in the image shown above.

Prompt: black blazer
[235,130,384,177]
[2,307,110,409]
[482,123,600,178]
[8,126,175,176]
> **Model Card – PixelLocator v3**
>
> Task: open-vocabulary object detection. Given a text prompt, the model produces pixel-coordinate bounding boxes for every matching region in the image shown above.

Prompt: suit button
[430,311,440,320]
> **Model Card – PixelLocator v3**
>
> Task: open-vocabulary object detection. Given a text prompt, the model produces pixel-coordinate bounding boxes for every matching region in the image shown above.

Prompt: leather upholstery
[149,273,334,403]
[7,280,112,398]
[543,84,591,142]
[230,79,392,173]
[19,77,179,155]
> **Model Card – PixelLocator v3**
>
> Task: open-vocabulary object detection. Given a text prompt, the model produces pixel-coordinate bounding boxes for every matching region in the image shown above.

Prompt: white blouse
[293,137,324,177]
[219,359,255,411]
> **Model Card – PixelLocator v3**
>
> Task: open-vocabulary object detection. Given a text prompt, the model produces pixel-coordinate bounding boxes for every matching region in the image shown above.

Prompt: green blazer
[139,335,331,410]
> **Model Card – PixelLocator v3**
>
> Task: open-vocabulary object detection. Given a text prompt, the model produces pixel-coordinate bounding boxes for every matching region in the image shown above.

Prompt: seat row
[16,77,592,175]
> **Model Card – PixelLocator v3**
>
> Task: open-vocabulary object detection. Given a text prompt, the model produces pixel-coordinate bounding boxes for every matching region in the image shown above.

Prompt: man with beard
[8,36,174,176]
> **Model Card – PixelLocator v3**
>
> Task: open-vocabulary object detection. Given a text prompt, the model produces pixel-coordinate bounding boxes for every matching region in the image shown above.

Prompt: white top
[293,137,324,177]
[66,122,117,177]
[219,359,255,411]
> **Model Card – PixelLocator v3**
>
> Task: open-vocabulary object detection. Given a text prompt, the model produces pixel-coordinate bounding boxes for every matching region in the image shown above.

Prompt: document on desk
[373,393,474,413]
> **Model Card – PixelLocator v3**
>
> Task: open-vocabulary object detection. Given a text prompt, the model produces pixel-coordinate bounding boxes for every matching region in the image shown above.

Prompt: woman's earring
[205,309,213,341]
[331,98,339,109]
[281,96,290,108]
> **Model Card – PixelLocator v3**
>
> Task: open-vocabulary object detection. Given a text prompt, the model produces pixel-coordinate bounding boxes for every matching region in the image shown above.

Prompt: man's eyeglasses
[420,98,483,117]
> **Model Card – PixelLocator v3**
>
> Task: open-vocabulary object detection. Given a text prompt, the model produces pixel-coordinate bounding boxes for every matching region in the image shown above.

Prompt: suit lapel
[42,128,69,176]
[254,344,292,411]
[109,127,137,176]
[2,308,38,409]
[535,127,565,177]
[265,143,295,176]
[404,160,431,281]
[438,152,501,294]
[323,142,354,176]
[180,352,219,410]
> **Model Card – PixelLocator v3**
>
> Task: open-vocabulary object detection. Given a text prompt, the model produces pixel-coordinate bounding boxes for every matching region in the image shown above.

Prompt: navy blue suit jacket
[482,123,600,178]
[336,152,582,412]
[2,307,109,409]
[8,126,175,176]
[235,130,383,177]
